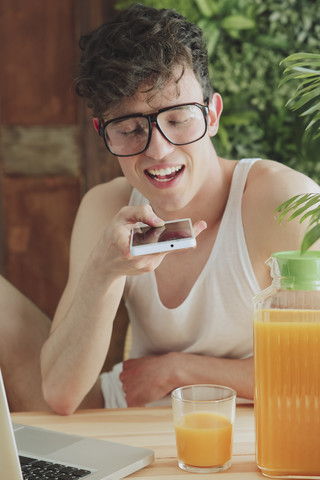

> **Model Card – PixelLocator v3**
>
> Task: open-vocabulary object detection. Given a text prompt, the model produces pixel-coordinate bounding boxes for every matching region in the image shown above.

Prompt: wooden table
[12,405,262,479]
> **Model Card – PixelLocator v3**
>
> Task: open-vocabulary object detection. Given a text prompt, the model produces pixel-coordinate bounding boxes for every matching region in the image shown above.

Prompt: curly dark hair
[75,3,212,119]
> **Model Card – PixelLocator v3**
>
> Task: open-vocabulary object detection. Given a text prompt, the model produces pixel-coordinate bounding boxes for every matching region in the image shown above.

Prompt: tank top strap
[222,158,261,221]
[229,158,260,206]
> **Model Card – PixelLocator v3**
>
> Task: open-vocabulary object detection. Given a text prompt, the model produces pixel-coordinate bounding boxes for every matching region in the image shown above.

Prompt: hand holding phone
[130,218,196,256]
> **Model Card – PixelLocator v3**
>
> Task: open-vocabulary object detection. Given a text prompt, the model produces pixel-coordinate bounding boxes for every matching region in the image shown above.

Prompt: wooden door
[0,0,127,369]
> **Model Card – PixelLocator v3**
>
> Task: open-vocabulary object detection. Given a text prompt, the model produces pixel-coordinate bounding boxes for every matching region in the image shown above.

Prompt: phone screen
[130,218,196,255]
[132,219,192,246]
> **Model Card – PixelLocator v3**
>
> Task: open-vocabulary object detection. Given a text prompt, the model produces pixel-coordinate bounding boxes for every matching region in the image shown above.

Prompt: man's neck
[159,156,236,229]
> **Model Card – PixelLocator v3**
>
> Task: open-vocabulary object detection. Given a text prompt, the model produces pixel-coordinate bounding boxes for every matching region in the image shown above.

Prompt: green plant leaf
[194,0,217,18]
[221,15,256,31]
[255,35,291,50]
[280,51,320,141]
[275,194,320,253]
[275,194,314,222]
[280,52,320,65]
[274,194,301,215]
[288,87,320,111]
[305,112,320,129]
[199,19,221,56]
[292,198,320,221]
[300,205,320,222]
[301,224,320,254]
[284,67,320,76]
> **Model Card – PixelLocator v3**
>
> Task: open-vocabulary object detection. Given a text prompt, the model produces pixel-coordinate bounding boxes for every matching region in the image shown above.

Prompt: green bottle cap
[270,250,320,290]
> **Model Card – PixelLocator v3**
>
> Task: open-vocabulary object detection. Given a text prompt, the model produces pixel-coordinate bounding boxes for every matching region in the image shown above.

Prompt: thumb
[193,220,207,237]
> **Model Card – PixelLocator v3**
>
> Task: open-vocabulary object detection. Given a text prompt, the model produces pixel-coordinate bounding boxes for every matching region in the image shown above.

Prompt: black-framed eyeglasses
[98,102,209,157]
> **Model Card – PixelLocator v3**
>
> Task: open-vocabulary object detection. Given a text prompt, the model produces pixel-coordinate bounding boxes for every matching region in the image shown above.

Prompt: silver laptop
[0,370,154,479]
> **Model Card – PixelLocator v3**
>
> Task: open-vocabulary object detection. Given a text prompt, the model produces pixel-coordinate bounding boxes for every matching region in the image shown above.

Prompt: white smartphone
[130,218,196,256]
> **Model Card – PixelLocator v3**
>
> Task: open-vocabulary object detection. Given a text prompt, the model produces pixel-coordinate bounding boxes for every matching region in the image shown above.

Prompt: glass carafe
[254,251,320,479]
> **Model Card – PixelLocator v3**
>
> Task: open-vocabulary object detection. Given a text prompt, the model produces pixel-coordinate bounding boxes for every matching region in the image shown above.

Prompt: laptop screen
[0,369,23,479]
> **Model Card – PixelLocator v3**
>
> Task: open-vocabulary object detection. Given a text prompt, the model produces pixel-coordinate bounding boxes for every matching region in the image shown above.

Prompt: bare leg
[0,275,52,411]
[0,275,104,412]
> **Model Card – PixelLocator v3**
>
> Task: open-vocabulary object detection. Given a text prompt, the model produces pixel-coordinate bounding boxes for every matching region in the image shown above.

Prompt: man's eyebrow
[106,110,154,123]
[112,116,138,124]
[106,102,195,123]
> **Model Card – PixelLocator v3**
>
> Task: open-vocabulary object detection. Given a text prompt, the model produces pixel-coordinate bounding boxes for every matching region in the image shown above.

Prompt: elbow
[40,347,80,415]
[42,381,79,416]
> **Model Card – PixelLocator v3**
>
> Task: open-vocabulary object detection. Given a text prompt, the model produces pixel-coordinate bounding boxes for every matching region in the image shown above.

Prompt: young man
[40,4,320,415]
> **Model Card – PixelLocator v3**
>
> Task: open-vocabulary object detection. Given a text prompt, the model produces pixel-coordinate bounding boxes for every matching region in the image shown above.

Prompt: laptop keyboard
[20,455,92,479]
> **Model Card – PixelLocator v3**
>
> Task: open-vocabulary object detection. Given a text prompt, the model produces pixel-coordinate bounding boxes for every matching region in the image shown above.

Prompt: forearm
[41,272,125,415]
[40,201,196,413]
[121,351,254,407]
[169,352,254,400]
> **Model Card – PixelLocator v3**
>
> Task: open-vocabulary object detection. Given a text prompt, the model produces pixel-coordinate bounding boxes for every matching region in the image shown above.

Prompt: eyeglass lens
[104,104,207,156]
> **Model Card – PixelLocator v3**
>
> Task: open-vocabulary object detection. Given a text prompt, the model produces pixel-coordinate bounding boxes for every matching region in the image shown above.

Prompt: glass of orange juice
[171,385,236,473]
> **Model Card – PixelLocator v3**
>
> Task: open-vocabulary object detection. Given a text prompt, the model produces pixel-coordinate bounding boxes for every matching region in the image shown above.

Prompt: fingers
[116,205,206,240]
[193,220,207,237]
[107,207,207,273]
[117,204,165,229]
[109,205,164,258]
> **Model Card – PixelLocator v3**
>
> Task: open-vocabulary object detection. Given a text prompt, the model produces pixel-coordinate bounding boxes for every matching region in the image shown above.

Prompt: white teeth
[148,165,182,176]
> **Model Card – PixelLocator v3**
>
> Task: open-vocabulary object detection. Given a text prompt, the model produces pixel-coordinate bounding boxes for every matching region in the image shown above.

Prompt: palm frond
[301,224,320,254]
[276,55,320,253]
[280,53,320,139]
[275,194,320,253]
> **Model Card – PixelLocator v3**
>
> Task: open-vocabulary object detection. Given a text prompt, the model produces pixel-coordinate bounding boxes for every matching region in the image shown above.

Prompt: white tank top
[124,158,261,360]
[100,158,261,407]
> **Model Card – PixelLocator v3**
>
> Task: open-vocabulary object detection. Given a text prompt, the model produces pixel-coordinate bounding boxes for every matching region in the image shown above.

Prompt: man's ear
[93,118,100,132]
[207,93,223,137]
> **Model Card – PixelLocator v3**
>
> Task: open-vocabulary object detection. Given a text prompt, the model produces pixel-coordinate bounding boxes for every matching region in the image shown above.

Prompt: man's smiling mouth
[146,165,184,182]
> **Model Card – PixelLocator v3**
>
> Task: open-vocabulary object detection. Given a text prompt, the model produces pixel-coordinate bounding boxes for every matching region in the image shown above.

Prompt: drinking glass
[171,384,236,473]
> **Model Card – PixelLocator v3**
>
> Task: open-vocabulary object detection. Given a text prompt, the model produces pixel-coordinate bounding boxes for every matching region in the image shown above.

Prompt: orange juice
[254,309,320,477]
[174,411,232,467]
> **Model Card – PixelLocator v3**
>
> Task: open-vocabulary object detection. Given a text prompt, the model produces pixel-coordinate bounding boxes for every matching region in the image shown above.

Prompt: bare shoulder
[245,159,319,210]
[69,177,132,269]
[74,176,132,234]
[243,160,320,285]
[80,176,132,217]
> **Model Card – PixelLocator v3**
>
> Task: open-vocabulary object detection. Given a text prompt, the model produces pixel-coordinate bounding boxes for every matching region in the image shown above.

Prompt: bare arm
[40,179,163,414]
[120,353,253,406]
[40,178,206,414]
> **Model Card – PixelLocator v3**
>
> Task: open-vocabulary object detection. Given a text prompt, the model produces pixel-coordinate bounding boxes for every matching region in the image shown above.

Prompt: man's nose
[144,123,175,159]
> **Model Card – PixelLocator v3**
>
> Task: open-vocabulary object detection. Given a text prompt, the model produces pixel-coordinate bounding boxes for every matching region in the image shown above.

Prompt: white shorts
[100,362,127,408]
[99,361,172,408]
